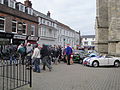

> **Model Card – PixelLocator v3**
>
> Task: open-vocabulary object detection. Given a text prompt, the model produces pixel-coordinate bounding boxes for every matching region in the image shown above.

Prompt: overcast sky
[17,0,96,35]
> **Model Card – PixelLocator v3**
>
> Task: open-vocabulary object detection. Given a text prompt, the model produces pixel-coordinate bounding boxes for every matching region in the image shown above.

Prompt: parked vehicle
[72,50,85,64]
[83,53,98,65]
[84,55,120,67]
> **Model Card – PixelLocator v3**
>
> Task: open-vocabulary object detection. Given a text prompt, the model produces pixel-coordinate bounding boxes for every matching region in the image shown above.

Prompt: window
[47,21,49,26]
[42,19,45,24]
[91,41,95,45]
[19,4,25,12]
[0,17,5,31]
[31,25,35,36]
[27,8,33,15]
[12,20,17,33]
[0,0,3,4]
[38,17,42,24]
[84,42,88,45]
[8,0,16,8]
[23,23,26,34]
[43,27,46,36]
[4,0,8,5]
[92,38,94,40]
[85,38,87,40]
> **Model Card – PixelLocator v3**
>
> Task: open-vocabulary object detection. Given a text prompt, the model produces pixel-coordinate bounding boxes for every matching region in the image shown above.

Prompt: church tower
[95,0,109,54]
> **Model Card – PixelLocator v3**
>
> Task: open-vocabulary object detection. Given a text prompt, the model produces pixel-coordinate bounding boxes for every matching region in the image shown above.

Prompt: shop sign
[0,32,13,38]
[0,38,10,45]
[28,36,39,41]
[14,35,27,40]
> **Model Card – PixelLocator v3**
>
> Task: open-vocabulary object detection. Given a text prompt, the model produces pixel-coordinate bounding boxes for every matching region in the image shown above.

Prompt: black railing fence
[0,48,32,90]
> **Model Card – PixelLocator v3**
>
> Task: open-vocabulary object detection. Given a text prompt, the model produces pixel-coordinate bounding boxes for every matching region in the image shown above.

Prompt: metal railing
[0,53,32,90]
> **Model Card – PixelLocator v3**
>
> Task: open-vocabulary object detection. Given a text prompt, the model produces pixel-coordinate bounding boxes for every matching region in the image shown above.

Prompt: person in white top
[31,44,41,73]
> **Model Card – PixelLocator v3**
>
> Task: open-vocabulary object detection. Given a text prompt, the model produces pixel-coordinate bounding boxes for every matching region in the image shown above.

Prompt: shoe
[36,71,41,73]
[42,68,46,70]
[33,69,36,72]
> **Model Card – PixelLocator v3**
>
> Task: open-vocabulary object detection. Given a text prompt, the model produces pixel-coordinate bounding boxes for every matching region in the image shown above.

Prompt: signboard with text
[13,35,27,40]
[28,36,39,41]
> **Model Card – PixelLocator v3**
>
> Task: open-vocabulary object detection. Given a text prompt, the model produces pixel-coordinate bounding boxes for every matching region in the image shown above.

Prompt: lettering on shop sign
[0,33,13,38]
[28,36,38,41]
[14,35,27,40]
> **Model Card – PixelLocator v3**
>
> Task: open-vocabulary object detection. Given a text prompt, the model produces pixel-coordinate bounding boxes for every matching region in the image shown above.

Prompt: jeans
[67,55,71,65]
[10,56,17,64]
[33,58,40,73]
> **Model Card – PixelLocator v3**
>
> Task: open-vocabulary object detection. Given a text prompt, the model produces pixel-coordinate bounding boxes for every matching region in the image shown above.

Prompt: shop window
[12,20,17,33]
[31,25,35,36]
[0,0,4,4]
[0,17,5,31]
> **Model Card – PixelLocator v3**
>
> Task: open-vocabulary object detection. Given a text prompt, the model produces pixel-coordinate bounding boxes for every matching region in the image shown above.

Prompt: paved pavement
[17,63,120,90]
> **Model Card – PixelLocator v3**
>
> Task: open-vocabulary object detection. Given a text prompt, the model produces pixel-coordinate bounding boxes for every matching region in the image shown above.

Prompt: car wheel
[79,59,83,64]
[92,61,99,67]
[114,61,120,67]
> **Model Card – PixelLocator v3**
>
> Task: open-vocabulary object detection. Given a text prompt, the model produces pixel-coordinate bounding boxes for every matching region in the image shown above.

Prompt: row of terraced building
[0,0,80,48]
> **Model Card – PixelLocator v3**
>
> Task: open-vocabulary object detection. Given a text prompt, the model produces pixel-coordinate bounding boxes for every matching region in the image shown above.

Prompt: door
[99,56,109,66]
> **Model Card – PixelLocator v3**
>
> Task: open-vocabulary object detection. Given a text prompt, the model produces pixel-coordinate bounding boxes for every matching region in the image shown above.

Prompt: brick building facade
[0,0,80,47]
[0,0,38,45]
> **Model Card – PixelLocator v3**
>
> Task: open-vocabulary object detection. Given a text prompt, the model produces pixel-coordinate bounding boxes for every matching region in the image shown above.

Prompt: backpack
[18,47,26,55]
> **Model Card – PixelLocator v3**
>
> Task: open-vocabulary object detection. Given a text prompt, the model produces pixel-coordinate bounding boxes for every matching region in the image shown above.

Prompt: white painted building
[33,11,58,46]
[81,35,95,48]
[56,21,80,48]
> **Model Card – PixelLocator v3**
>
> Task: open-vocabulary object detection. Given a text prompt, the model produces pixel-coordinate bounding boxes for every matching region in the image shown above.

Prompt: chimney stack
[24,0,32,8]
[47,11,50,17]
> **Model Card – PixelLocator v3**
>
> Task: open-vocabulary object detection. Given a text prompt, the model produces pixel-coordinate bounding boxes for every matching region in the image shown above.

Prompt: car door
[108,57,115,65]
[98,56,109,66]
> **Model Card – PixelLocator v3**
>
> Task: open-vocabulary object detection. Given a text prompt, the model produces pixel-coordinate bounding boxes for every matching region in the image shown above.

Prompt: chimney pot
[47,11,51,17]
[24,0,32,8]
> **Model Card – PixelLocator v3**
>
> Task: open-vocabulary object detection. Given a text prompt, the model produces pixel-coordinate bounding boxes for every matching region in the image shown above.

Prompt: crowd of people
[0,43,73,73]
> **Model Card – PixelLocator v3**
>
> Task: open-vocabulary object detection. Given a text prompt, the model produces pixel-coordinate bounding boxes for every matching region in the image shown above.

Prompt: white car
[85,55,120,67]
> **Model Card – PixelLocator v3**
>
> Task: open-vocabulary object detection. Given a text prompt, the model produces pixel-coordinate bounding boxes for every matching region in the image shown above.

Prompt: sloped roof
[82,35,95,38]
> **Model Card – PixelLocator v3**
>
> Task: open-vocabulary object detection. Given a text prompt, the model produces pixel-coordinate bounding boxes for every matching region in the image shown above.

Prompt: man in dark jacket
[40,44,52,71]
[66,45,72,65]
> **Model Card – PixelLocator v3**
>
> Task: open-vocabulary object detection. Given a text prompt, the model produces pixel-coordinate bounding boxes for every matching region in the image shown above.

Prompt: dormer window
[8,0,16,9]
[0,0,4,4]
[27,7,33,15]
[19,3,25,12]
[4,0,8,6]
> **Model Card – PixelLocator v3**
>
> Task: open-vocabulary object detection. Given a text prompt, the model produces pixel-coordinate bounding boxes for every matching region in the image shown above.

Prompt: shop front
[0,32,13,45]
[27,36,39,46]
[0,32,14,59]
[13,34,27,45]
